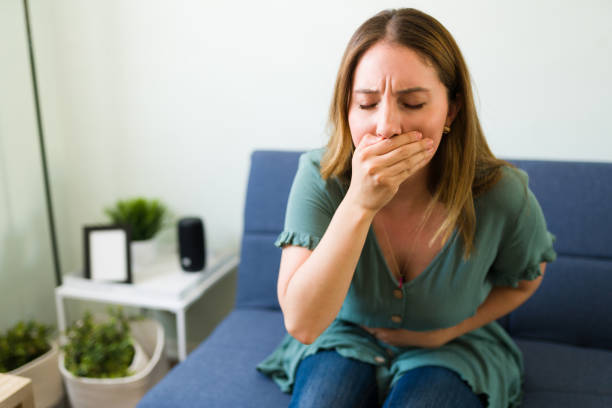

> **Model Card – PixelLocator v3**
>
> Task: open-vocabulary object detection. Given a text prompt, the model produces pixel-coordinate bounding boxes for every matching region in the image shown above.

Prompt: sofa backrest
[236,151,302,310]
[236,150,612,351]
[504,160,612,350]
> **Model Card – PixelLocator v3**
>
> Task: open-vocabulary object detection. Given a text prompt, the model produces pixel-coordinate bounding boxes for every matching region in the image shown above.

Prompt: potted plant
[0,320,64,408]
[104,197,170,268]
[59,307,169,408]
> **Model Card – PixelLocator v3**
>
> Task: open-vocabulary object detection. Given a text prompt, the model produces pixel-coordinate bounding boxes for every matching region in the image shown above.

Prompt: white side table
[55,250,239,361]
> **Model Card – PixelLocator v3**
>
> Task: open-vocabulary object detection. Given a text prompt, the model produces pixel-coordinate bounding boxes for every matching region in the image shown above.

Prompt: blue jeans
[289,350,487,408]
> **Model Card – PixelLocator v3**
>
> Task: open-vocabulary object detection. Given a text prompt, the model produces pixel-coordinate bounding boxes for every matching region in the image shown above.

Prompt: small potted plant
[104,197,170,268]
[0,320,64,408]
[59,306,169,408]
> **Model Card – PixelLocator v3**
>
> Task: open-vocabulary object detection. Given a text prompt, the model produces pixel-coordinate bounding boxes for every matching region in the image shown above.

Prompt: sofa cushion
[242,150,302,234]
[522,392,612,408]
[507,160,612,259]
[516,338,612,407]
[236,233,282,309]
[509,256,612,350]
[136,309,291,408]
[236,151,301,310]
[137,309,612,407]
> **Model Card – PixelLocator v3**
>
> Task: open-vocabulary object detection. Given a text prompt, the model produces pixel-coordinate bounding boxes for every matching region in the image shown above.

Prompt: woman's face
[348,42,459,154]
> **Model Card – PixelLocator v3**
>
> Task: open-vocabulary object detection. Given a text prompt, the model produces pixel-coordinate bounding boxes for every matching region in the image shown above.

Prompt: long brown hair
[320,8,519,260]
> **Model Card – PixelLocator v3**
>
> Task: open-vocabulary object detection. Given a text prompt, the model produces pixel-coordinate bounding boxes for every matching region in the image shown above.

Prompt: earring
[443,125,451,134]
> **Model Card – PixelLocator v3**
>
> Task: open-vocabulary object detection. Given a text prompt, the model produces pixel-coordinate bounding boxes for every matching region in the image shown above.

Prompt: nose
[375,100,402,139]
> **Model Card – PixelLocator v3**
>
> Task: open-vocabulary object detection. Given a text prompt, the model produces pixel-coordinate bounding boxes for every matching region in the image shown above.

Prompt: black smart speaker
[178,217,206,272]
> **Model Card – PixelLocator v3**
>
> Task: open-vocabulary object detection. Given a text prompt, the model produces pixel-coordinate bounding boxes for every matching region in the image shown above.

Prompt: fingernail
[426,139,434,146]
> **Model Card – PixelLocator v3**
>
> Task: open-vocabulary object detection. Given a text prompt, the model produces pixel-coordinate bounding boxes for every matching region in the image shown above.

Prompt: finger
[375,146,433,183]
[356,133,383,152]
[375,330,394,343]
[376,138,434,169]
[365,130,423,156]
[360,139,431,183]
[382,156,432,189]
[360,130,423,156]
[392,145,435,177]
[393,130,424,146]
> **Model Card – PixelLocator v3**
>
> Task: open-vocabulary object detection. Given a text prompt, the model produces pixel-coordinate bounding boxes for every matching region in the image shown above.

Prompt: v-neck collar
[369,224,459,290]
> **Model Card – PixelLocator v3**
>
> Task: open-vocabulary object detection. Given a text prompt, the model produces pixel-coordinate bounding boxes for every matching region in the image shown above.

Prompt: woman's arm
[279,132,433,345]
[451,262,547,340]
[363,263,547,348]
[278,200,375,345]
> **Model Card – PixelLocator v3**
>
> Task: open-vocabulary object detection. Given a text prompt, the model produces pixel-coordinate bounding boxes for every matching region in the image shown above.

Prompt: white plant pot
[10,341,64,408]
[59,318,169,408]
[131,239,157,269]
[128,340,149,373]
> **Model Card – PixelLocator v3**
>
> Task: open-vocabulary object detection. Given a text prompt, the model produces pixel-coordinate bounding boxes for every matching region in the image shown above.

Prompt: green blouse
[256,148,557,408]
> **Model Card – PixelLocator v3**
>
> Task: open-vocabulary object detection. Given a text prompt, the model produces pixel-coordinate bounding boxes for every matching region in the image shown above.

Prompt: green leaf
[61,306,137,378]
[103,197,169,241]
[0,320,53,372]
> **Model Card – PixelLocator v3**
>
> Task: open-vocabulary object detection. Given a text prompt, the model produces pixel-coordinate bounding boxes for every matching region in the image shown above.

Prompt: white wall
[0,0,57,330]
[28,0,612,276]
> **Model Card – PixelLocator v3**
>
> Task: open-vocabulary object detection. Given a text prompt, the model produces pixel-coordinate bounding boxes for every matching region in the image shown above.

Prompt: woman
[257,8,557,408]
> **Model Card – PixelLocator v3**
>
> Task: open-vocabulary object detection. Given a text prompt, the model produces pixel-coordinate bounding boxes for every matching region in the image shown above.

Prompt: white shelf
[61,249,235,303]
[55,249,240,361]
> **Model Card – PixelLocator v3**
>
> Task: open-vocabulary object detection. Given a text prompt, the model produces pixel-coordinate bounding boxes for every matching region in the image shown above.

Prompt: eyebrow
[354,87,430,95]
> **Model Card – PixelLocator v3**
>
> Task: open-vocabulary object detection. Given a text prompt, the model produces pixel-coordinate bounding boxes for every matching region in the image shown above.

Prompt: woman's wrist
[339,195,377,225]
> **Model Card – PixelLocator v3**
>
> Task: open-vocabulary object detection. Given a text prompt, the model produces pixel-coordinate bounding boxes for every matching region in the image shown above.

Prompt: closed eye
[358,103,425,110]
[403,103,425,109]
[359,103,377,109]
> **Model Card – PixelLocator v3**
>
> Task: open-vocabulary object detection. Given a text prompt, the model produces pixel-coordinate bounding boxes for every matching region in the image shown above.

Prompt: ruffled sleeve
[275,231,321,251]
[487,169,558,288]
[274,150,337,251]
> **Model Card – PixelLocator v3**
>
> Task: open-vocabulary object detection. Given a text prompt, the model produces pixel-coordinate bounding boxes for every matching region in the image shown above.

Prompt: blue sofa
[138,150,612,407]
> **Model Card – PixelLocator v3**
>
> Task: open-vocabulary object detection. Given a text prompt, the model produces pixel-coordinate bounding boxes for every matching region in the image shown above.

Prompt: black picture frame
[83,224,132,283]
